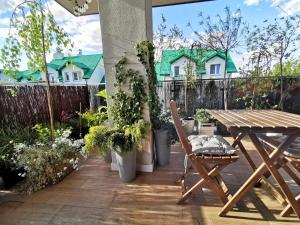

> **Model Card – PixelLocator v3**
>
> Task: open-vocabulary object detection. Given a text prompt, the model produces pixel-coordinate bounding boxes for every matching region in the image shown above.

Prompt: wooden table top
[208,110,300,131]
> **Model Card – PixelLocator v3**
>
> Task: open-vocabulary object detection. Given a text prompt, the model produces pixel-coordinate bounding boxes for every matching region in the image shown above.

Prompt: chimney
[53,48,64,60]
[78,49,82,55]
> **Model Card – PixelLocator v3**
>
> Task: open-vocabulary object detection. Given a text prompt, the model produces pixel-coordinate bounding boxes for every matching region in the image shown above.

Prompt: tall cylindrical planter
[154,129,170,166]
[115,148,136,182]
[182,118,195,135]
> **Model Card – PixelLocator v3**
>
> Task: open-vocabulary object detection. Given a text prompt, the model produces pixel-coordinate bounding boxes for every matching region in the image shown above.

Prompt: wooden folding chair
[170,100,239,204]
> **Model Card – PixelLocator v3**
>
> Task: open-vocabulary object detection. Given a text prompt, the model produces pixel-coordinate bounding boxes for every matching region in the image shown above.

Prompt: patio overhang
[55,0,213,16]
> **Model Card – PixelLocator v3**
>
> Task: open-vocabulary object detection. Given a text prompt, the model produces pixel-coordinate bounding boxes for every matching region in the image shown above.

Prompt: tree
[270,60,300,77]
[0,0,72,139]
[153,14,187,63]
[246,24,272,77]
[190,7,246,110]
[263,16,300,108]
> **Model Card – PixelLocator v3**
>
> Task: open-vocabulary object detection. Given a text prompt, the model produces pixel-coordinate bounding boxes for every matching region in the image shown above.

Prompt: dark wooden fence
[0,84,105,127]
[157,76,300,116]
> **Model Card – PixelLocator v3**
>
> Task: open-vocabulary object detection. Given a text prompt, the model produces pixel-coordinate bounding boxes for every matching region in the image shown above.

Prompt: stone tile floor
[0,137,299,225]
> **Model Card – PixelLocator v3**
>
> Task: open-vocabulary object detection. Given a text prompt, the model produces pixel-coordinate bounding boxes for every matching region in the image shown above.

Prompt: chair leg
[281,194,300,217]
[177,164,227,204]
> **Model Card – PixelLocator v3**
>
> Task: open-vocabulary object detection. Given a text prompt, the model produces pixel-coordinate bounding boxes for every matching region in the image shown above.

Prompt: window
[73,71,82,81]
[64,72,70,82]
[174,66,180,76]
[49,74,55,83]
[210,64,221,75]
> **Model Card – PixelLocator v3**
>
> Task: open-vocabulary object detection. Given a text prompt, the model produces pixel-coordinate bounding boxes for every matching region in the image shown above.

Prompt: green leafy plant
[0,0,72,140]
[108,57,149,153]
[10,129,84,194]
[195,109,213,123]
[152,111,178,145]
[84,126,113,157]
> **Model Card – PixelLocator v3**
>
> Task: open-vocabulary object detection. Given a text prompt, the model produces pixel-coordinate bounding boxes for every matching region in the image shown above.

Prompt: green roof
[155,49,237,81]
[16,70,42,81]
[15,54,102,82]
[50,54,102,79]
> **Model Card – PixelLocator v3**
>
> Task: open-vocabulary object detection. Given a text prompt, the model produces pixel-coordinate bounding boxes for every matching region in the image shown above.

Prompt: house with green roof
[4,50,105,85]
[155,48,238,81]
[44,50,105,85]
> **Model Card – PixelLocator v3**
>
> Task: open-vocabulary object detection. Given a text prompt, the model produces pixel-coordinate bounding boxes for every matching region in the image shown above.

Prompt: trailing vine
[136,41,161,121]
[108,57,148,152]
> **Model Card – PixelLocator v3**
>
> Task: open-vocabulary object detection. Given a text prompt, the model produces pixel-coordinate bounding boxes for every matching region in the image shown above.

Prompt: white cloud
[272,0,300,16]
[244,0,260,6]
[48,0,102,55]
[0,0,24,15]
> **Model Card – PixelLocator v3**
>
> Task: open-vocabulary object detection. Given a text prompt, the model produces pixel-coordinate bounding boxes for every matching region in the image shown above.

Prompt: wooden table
[208,110,300,220]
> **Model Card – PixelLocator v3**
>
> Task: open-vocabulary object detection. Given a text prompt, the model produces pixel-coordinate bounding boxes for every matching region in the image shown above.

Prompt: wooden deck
[0,138,299,225]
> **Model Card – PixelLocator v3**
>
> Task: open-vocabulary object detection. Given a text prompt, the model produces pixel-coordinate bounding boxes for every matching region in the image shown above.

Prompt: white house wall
[203,56,226,79]
[171,57,196,78]
[42,67,60,83]
[61,65,85,84]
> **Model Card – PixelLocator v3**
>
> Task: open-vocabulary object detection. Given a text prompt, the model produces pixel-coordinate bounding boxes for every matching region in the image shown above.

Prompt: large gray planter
[198,122,216,135]
[115,148,136,182]
[154,129,170,166]
[182,118,195,135]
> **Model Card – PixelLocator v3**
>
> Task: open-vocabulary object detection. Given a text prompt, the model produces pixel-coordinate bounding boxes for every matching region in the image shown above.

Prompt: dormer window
[174,66,180,76]
[73,71,81,81]
[64,72,70,82]
[210,64,221,75]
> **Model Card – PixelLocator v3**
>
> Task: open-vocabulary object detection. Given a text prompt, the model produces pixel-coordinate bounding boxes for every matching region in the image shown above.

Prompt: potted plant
[152,111,178,166]
[195,108,216,135]
[84,125,112,163]
[108,57,148,182]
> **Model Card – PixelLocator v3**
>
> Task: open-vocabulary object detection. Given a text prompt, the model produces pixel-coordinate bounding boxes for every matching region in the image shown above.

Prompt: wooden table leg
[220,132,300,218]
[231,132,257,171]
[219,162,268,216]
[249,133,300,220]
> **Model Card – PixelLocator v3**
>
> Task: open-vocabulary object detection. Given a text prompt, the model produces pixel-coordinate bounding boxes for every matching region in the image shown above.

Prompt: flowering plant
[10,129,85,194]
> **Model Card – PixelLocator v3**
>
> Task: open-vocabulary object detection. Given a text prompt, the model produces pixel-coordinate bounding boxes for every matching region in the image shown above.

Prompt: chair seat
[269,135,300,159]
[188,135,237,156]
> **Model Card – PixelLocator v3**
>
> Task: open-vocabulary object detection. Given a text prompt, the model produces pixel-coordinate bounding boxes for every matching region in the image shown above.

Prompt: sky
[0,0,299,70]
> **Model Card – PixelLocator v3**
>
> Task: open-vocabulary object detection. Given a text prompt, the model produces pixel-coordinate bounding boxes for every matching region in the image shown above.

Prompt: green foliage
[152,111,178,145]
[136,41,161,120]
[109,58,147,129]
[270,61,300,77]
[81,110,108,127]
[12,129,83,194]
[108,58,149,153]
[124,120,149,151]
[235,78,277,110]
[32,123,69,143]
[84,125,113,157]
[195,109,213,123]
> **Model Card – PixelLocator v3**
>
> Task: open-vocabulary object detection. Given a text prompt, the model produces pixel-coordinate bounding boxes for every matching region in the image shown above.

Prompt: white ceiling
[55,0,212,16]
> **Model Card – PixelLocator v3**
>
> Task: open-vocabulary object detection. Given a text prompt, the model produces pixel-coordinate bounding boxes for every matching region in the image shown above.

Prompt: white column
[99,0,154,172]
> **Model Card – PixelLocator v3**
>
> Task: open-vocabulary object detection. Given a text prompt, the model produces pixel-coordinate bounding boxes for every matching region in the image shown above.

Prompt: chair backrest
[170,100,192,155]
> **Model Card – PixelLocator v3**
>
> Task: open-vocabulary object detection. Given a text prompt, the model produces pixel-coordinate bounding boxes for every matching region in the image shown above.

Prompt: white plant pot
[182,118,195,135]
[198,122,216,136]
